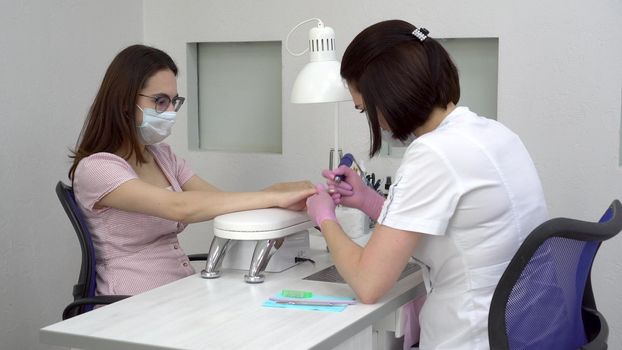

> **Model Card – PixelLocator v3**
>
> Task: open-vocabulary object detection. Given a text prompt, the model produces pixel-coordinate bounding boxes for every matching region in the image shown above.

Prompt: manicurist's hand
[305,184,338,227]
[322,166,385,221]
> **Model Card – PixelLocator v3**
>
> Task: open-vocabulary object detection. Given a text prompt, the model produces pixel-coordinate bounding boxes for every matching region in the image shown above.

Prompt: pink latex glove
[323,165,386,221]
[306,184,338,227]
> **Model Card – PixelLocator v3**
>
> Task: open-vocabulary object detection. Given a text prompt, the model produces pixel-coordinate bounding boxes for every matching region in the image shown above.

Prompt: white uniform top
[378,106,548,350]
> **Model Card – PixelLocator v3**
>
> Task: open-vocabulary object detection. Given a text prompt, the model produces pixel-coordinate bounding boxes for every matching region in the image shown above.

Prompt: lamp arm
[285,18,324,57]
[334,102,340,169]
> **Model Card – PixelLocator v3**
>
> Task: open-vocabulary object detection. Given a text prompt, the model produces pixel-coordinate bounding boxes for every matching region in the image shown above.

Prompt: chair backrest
[55,181,97,316]
[489,200,622,350]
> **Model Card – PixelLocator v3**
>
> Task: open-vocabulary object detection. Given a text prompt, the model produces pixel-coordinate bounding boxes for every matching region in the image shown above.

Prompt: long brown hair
[341,20,460,157]
[68,44,178,181]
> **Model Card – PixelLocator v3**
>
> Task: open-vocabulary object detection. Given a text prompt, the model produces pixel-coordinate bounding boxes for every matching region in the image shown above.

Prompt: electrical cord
[295,257,316,265]
[285,18,323,56]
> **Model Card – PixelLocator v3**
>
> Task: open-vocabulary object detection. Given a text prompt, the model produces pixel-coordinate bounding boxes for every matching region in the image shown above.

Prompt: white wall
[0,1,143,349]
[145,0,622,347]
[1,1,620,349]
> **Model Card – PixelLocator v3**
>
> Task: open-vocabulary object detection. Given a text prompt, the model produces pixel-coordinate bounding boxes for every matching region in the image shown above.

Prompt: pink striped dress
[73,143,196,296]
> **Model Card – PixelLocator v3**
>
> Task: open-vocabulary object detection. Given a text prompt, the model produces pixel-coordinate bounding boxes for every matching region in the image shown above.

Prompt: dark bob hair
[341,20,460,156]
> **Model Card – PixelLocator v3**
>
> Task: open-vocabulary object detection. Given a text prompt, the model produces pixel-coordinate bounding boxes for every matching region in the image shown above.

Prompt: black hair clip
[412,27,429,42]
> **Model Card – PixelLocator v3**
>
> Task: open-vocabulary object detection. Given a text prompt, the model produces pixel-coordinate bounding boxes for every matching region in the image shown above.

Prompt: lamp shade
[291,61,351,103]
[290,22,351,104]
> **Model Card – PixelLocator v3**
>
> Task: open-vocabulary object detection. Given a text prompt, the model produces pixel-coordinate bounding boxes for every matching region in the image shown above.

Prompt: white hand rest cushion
[213,208,313,240]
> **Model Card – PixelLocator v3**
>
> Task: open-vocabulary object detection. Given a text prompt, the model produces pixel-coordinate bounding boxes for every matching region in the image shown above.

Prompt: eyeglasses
[138,93,186,113]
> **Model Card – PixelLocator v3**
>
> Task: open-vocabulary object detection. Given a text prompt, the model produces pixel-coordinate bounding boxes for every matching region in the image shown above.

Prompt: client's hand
[322,166,385,221]
[263,180,316,211]
[306,184,337,227]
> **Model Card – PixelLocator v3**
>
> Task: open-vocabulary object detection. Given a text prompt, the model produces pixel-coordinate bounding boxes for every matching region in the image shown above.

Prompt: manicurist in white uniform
[305,20,548,350]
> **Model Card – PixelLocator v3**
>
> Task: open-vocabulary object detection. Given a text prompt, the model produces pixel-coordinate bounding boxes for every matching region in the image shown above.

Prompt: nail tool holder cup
[201,208,314,283]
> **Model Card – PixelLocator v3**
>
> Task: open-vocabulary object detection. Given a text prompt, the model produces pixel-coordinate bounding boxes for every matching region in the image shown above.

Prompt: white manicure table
[40,249,424,350]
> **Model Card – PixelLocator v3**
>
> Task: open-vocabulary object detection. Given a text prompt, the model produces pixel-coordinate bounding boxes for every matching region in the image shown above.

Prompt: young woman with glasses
[68,44,316,296]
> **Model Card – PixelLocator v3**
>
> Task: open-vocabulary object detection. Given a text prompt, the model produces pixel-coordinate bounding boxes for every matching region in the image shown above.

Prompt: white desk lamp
[199,21,352,283]
[287,18,352,169]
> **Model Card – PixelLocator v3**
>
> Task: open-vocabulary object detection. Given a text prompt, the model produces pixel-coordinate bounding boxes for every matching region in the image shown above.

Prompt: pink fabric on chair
[402,295,426,350]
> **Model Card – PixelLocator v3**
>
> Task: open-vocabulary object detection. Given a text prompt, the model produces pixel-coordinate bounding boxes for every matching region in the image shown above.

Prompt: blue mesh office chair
[56,181,207,320]
[488,200,622,350]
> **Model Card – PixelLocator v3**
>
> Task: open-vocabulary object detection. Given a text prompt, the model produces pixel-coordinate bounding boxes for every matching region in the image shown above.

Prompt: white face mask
[136,106,176,145]
[380,128,417,147]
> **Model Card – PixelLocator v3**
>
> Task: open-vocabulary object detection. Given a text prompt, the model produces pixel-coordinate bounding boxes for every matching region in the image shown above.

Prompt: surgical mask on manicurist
[136,106,176,145]
[380,128,417,148]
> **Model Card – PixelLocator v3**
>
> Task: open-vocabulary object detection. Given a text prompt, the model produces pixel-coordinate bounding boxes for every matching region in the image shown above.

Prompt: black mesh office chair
[56,181,207,320]
[56,181,128,319]
[488,200,622,350]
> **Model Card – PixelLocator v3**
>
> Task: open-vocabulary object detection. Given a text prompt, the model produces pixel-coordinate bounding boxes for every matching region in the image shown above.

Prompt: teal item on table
[262,292,356,312]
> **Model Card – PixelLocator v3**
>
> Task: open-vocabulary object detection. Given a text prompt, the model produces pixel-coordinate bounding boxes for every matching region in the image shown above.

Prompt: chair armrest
[188,253,208,261]
[580,307,609,350]
[62,295,130,320]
